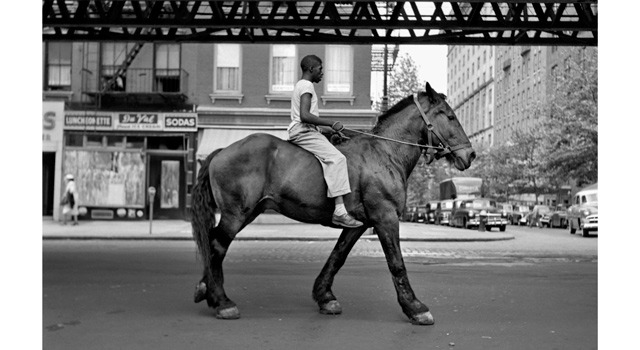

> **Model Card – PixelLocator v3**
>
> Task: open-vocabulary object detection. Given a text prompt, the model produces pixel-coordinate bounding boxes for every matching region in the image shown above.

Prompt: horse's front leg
[374,216,434,325]
[313,226,369,314]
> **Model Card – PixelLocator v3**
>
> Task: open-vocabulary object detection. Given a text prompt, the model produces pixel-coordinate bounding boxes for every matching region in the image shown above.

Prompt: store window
[155,44,181,92]
[46,42,72,90]
[64,135,146,208]
[270,45,296,93]
[325,45,353,94]
[214,44,242,93]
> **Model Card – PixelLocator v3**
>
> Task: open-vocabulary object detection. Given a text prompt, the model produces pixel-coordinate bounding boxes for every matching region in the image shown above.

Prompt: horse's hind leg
[194,217,244,319]
[195,211,264,319]
[313,226,368,314]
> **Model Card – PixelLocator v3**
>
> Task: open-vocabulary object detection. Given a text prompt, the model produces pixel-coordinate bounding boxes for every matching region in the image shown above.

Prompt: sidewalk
[43,215,514,242]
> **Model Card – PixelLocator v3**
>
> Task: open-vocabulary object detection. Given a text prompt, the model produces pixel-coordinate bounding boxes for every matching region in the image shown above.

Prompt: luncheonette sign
[64,113,113,130]
[64,112,197,132]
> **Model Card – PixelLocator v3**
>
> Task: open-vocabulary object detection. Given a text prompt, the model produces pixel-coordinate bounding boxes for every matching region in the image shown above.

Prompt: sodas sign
[164,115,197,131]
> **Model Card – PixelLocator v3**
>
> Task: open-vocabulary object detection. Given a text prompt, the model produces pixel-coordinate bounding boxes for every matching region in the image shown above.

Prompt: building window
[214,44,242,93]
[325,45,353,94]
[46,42,72,90]
[155,44,181,92]
[270,44,297,93]
[101,43,137,91]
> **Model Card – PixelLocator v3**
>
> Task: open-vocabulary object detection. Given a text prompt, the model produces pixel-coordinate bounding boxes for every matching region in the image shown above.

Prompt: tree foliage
[542,47,598,186]
[387,53,422,107]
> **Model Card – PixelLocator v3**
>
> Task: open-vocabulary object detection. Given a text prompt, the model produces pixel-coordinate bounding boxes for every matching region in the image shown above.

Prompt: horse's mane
[372,92,447,133]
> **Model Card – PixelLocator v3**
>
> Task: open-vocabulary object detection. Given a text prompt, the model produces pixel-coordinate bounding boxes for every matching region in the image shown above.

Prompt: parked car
[435,200,454,225]
[567,183,598,237]
[404,205,427,223]
[497,203,514,224]
[425,201,439,224]
[511,205,531,225]
[450,198,508,231]
[540,204,568,228]
[449,199,465,226]
[519,212,531,226]
[526,205,551,227]
[402,206,416,222]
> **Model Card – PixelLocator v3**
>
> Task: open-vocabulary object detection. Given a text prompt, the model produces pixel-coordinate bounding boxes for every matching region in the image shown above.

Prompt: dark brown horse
[191,82,475,325]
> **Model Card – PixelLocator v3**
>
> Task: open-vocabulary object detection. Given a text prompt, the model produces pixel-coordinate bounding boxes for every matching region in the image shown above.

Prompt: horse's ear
[425,82,436,103]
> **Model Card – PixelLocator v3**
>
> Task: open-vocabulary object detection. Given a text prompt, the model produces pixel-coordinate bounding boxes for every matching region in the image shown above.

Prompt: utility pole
[382,44,389,113]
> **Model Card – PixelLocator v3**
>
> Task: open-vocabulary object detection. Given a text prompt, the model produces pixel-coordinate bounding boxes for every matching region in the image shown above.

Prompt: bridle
[412,93,472,164]
[343,93,471,164]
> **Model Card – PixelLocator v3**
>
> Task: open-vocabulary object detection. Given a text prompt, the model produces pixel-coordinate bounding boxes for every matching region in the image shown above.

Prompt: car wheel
[582,228,590,237]
[463,218,467,229]
[499,225,506,232]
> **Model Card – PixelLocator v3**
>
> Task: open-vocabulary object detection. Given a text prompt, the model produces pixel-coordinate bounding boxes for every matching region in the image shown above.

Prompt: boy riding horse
[288,55,363,228]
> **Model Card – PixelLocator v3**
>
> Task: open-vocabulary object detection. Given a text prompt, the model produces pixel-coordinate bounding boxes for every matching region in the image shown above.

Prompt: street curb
[42,235,515,242]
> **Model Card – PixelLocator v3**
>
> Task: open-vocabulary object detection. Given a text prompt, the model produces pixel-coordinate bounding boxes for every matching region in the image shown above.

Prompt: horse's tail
[191,148,223,279]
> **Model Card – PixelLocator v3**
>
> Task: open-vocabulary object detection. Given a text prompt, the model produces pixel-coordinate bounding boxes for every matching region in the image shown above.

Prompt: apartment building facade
[447,44,595,149]
[42,42,376,221]
[446,45,496,151]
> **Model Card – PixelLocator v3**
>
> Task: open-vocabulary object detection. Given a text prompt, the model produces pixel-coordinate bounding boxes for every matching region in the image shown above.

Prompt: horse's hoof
[194,282,207,303]
[215,306,241,320]
[319,300,342,315]
[410,311,435,326]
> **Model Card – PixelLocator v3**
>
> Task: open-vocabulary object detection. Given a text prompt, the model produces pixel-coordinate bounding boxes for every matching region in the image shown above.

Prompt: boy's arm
[299,93,343,130]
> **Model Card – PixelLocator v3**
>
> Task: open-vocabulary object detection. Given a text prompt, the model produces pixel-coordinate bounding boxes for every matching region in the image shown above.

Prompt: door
[148,154,184,219]
[42,152,56,216]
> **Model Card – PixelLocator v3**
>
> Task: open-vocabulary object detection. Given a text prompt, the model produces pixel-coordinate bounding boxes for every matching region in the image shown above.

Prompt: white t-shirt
[289,79,319,131]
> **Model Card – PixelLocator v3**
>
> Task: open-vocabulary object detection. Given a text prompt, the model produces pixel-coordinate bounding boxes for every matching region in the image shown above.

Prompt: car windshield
[585,193,598,203]
[518,207,529,212]
[501,204,513,211]
[442,201,453,209]
[471,200,495,209]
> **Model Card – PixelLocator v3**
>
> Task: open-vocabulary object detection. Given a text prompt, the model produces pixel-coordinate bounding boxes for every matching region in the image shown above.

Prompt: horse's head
[416,82,475,171]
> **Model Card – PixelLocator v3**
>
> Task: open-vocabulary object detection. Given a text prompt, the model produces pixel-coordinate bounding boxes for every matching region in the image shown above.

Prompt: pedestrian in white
[62,174,79,225]
[288,54,363,228]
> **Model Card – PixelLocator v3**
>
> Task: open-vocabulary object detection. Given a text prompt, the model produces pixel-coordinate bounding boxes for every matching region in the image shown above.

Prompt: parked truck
[439,177,483,200]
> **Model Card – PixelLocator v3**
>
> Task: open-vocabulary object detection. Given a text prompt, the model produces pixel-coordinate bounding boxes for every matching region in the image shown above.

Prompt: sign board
[64,112,113,130]
[164,114,197,132]
[43,101,65,145]
[63,112,197,132]
[116,113,162,130]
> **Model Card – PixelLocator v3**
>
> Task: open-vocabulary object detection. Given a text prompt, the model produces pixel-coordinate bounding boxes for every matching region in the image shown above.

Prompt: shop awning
[197,128,288,160]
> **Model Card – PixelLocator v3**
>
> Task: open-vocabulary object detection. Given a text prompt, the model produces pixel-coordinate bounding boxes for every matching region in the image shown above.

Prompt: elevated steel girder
[43,1,598,46]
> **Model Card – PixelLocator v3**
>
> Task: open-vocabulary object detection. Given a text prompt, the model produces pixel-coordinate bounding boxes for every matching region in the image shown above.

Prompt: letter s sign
[43,111,56,130]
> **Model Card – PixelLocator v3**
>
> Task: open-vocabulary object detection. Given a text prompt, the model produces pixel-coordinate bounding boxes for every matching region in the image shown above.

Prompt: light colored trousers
[288,122,351,198]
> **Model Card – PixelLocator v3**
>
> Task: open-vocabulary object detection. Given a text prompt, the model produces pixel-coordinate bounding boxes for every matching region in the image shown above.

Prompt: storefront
[43,101,65,219]
[62,111,197,220]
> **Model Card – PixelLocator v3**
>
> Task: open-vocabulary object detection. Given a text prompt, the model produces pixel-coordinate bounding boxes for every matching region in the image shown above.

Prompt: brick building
[42,42,376,221]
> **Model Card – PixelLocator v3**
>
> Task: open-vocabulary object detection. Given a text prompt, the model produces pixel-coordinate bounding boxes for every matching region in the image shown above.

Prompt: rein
[342,93,471,164]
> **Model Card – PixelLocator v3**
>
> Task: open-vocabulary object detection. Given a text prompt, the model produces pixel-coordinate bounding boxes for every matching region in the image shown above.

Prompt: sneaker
[332,213,364,228]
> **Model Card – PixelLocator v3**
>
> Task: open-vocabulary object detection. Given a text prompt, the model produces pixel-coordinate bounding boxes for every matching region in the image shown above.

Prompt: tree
[388,53,423,107]
[542,47,598,186]
[375,52,433,204]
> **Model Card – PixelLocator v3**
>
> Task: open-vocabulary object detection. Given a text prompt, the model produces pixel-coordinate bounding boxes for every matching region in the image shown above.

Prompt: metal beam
[42,1,598,46]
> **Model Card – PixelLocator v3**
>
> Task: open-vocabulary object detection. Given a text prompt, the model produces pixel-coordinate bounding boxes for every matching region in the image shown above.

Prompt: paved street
[43,223,597,350]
